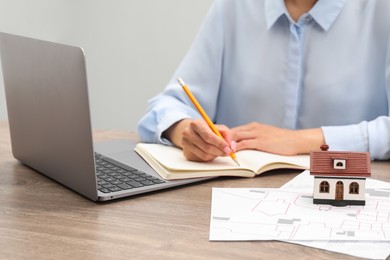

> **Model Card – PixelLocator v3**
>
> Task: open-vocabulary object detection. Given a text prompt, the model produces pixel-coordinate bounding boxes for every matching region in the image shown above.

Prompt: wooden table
[0,121,389,259]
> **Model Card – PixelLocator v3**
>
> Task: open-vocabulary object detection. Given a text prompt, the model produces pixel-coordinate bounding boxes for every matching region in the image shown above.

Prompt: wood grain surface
[0,121,389,260]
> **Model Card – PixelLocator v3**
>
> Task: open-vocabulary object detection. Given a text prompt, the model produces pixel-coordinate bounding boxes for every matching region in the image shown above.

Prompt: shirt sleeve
[137,0,224,145]
[322,35,390,160]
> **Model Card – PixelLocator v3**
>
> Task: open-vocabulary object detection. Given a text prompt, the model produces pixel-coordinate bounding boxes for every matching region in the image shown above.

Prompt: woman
[137,0,390,162]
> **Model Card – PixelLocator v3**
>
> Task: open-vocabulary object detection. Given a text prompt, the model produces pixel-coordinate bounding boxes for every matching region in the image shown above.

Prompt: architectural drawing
[210,188,390,241]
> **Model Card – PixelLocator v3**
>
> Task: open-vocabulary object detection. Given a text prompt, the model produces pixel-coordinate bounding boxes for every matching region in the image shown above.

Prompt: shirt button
[305,17,312,23]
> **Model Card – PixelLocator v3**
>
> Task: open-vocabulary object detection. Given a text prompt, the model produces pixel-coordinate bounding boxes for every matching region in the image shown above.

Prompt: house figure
[310,145,371,206]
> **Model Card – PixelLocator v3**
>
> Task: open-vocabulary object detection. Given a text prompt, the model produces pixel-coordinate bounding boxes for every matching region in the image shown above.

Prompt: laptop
[0,32,209,201]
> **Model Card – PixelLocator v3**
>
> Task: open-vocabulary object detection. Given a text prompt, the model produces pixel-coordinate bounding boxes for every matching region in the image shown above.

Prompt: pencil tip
[234,158,240,167]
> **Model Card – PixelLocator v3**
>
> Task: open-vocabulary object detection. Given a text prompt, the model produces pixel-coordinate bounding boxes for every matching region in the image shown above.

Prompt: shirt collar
[265,0,346,31]
[309,0,346,31]
[265,0,286,30]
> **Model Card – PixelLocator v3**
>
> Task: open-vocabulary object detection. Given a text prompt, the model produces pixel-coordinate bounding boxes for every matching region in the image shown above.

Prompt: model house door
[335,181,344,200]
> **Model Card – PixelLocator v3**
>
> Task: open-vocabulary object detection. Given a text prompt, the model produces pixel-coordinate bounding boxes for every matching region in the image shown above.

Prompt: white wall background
[0,0,212,131]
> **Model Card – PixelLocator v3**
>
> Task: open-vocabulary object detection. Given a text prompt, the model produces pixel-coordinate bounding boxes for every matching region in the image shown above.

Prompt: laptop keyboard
[95,153,166,193]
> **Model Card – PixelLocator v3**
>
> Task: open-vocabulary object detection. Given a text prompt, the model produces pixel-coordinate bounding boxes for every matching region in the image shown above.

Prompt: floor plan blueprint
[210,187,390,241]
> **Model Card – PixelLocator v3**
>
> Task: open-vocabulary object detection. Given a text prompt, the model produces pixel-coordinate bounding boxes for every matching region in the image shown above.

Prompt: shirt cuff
[155,113,194,146]
[321,122,369,153]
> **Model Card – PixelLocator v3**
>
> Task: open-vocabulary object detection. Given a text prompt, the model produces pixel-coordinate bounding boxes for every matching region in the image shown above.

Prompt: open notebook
[135,143,310,180]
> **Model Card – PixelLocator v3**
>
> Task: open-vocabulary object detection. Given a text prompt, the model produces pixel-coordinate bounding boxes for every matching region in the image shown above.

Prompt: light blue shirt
[137,0,390,160]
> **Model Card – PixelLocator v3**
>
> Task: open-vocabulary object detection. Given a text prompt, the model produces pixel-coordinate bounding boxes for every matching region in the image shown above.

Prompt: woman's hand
[231,122,325,155]
[163,119,235,162]
[164,120,324,161]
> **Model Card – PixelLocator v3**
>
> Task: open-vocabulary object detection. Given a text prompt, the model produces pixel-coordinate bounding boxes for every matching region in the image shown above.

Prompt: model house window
[319,181,330,193]
[333,159,347,169]
[349,182,359,194]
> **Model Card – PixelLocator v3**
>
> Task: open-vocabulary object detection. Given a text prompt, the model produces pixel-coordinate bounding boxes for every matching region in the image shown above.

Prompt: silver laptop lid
[0,33,98,200]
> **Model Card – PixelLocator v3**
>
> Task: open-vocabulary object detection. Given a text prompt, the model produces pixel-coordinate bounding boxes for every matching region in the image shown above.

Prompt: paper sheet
[210,170,390,259]
[281,171,390,259]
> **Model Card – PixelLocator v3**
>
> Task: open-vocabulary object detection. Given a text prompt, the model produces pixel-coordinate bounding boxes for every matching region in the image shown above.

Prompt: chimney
[320,144,329,151]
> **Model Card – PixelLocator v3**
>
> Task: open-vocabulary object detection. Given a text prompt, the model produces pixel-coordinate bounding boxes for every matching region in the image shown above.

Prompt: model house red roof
[310,150,371,177]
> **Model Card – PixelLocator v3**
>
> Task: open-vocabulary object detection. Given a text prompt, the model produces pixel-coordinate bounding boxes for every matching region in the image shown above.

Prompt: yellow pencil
[177,78,240,166]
